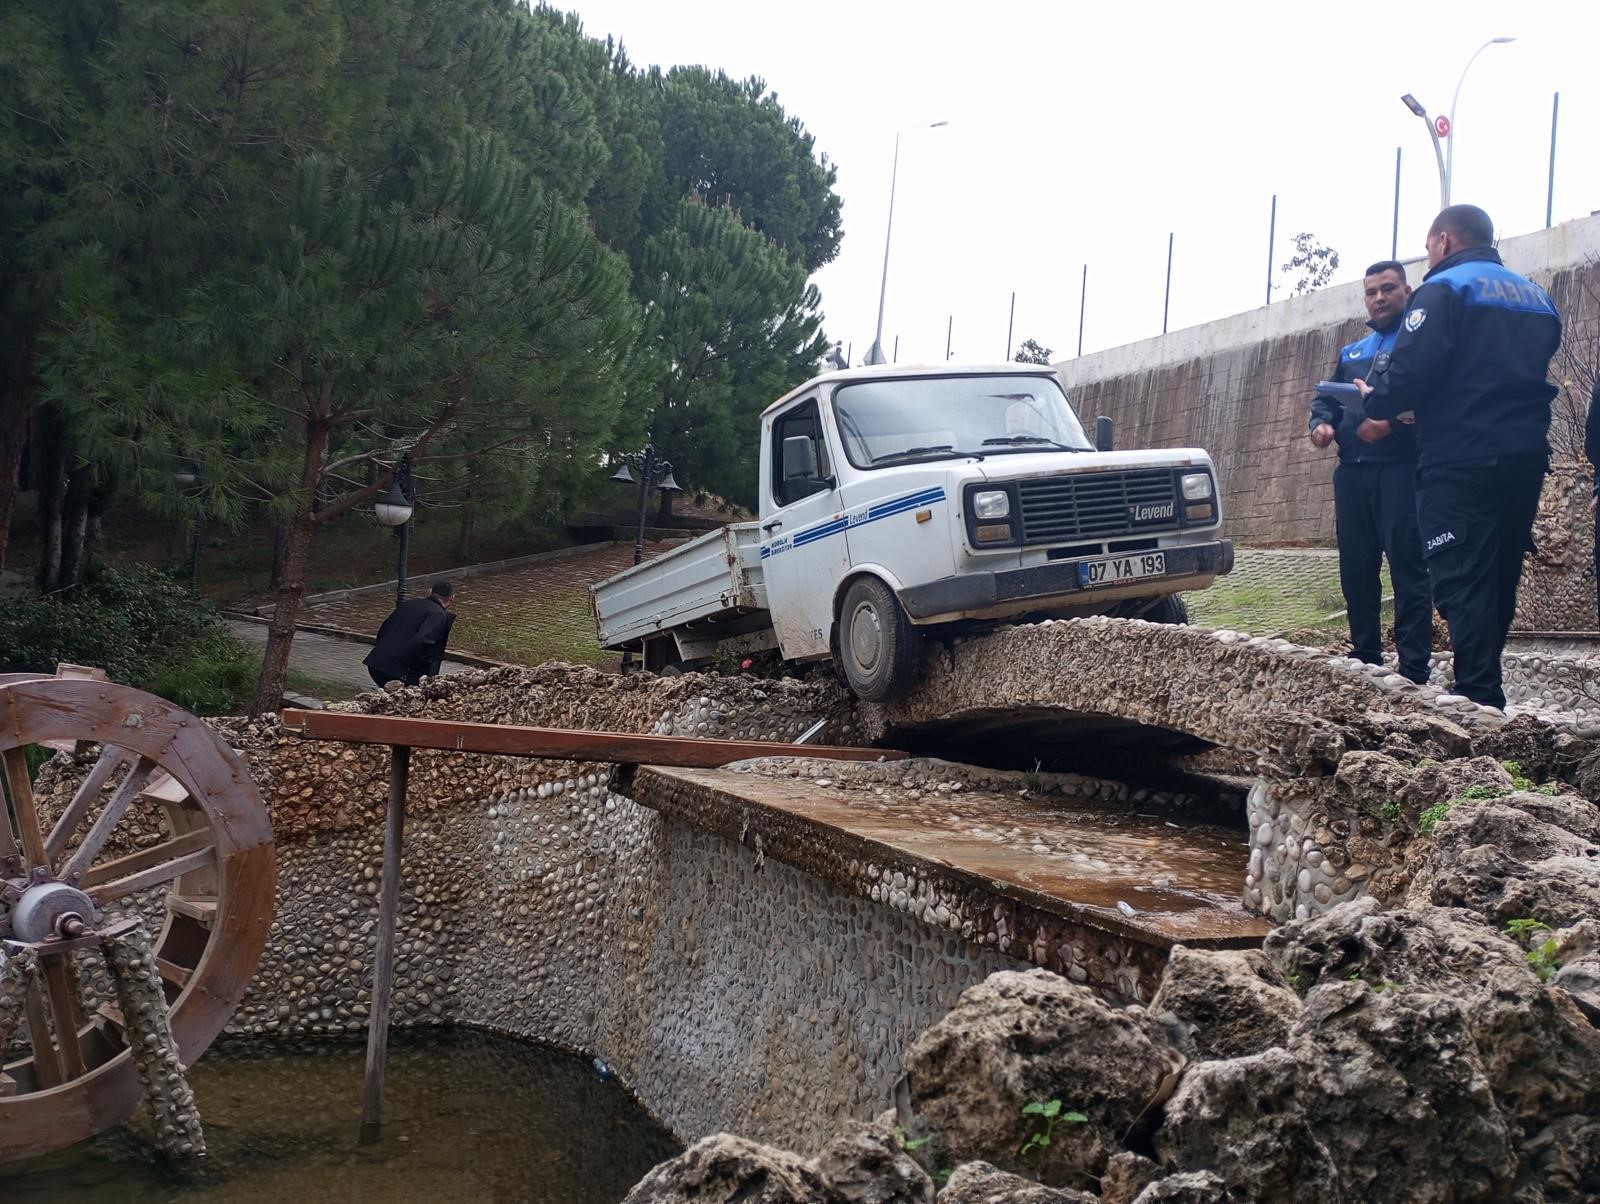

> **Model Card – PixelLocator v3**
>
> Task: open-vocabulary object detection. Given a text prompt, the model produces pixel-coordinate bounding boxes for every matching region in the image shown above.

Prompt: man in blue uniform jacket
[1358,205,1562,709]
[1309,260,1432,684]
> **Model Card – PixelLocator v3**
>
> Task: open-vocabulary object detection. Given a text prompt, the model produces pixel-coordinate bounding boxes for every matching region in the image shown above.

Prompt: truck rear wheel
[838,577,920,702]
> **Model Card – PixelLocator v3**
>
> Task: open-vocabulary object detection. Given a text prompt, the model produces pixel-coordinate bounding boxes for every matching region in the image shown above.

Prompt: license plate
[1078,552,1166,587]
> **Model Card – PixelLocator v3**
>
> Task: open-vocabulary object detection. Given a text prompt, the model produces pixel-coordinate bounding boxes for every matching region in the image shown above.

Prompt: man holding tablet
[1308,260,1433,685]
[1357,205,1562,710]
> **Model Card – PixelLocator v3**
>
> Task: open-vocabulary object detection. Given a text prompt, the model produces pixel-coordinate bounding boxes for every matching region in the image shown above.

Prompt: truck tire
[1146,594,1189,625]
[838,577,920,702]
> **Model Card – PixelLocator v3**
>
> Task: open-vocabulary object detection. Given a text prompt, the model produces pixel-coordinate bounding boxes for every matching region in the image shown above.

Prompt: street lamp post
[864,121,948,367]
[1399,93,1448,210]
[610,444,681,567]
[610,445,681,670]
[1445,37,1515,206]
[1400,36,1514,210]
[174,458,202,596]
[373,453,415,610]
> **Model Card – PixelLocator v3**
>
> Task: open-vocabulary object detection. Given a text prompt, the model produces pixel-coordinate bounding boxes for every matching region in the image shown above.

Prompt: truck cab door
[760,396,847,659]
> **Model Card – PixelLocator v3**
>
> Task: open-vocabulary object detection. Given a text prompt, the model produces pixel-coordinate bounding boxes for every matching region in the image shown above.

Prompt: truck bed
[590,523,769,650]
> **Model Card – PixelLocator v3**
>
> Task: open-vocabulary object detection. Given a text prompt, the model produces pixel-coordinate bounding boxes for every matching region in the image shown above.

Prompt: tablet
[1315,381,1362,399]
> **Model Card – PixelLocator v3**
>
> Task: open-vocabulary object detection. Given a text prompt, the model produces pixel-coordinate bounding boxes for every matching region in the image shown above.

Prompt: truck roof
[759,362,1065,421]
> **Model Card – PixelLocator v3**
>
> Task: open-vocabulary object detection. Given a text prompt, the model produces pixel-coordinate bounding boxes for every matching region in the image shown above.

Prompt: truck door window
[771,399,832,508]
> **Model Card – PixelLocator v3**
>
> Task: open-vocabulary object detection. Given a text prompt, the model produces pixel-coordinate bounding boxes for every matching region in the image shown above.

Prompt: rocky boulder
[816,1121,934,1204]
[1147,947,1301,1060]
[899,969,1183,1192]
[621,1134,841,1204]
[936,1162,1096,1203]
[1159,982,1516,1202]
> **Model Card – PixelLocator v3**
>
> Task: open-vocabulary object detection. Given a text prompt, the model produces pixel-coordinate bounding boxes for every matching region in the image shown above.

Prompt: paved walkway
[302,540,680,670]
[226,620,475,701]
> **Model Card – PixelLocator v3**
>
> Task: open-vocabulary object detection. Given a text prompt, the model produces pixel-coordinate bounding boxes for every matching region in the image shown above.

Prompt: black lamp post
[373,453,415,610]
[174,458,202,596]
[609,444,681,567]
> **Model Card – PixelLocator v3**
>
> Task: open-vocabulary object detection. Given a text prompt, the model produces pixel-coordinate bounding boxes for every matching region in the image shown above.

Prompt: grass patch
[284,669,365,703]
[455,587,615,669]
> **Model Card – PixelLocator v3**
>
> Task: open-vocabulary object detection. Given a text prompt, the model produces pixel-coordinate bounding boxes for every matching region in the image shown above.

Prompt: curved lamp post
[864,120,949,367]
[373,453,415,610]
[1445,37,1515,206]
[1401,37,1514,210]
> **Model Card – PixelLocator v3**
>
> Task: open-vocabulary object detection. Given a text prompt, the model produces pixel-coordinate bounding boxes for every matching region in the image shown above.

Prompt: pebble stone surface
[15,619,1595,1156]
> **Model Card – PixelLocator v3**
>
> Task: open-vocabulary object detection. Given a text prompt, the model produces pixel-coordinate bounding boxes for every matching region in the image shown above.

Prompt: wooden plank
[164,894,219,926]
[44,744,127,863]
[281,710,903,767]
[360,745,409,1144]
[155,957,192,989]
[3,747,49,871]
[81,828,214,891]
[23,978,62,1089]
[39,956,87,1081]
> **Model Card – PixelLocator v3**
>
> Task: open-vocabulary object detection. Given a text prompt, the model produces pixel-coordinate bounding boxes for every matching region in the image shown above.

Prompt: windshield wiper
[980,435,1084,452]
[870,444,969,466]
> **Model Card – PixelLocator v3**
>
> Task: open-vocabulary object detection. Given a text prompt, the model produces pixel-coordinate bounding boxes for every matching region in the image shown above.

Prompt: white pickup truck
[591,363,1233,701]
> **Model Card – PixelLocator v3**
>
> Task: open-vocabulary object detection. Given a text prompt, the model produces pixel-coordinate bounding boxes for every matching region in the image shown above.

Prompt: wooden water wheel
[0,673,275,1162]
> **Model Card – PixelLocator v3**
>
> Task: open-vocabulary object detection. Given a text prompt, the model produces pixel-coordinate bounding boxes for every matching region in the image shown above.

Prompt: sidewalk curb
[252,540,634,616]
[223,612,519,672]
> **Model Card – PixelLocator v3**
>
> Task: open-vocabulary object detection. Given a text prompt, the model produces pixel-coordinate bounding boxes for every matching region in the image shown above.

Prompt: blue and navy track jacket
[1365,246,1561,470]
[1308,319,1417,463]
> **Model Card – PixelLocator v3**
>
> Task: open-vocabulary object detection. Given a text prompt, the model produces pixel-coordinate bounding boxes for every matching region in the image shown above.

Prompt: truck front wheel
[837,577,920,703]
[1145,594,1189,625]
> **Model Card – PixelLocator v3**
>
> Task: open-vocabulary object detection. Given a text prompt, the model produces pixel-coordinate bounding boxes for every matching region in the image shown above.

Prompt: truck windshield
[831,374,1093,469]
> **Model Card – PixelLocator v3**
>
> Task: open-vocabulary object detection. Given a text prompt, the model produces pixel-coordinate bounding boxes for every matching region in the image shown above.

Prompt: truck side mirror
[782,435,819,481]
[1094,416,1115,452]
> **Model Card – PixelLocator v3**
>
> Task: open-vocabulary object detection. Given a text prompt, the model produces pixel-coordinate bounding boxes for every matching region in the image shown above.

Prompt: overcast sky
[563,0,1600,364]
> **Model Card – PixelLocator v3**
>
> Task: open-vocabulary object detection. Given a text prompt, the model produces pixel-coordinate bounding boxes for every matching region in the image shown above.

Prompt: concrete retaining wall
[1057,216,1600,547]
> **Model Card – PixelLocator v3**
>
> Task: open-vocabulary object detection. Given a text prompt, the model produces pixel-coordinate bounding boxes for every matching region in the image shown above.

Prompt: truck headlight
[1180,472,1213,501]
[972,490,1010,519]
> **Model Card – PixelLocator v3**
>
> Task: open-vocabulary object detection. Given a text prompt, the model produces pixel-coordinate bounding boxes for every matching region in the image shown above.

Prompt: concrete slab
[627,761,1266,1000]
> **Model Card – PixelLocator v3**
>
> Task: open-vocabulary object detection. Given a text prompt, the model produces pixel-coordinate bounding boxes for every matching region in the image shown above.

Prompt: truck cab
[757,364,1231,699]
[590,363,1232,702]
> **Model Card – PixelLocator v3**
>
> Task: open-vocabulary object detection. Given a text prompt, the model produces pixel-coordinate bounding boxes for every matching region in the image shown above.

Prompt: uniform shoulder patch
[1404,307,1427,332]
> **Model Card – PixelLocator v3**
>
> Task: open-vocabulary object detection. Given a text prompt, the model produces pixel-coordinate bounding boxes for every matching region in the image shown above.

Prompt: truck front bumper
[898,539,1234,621]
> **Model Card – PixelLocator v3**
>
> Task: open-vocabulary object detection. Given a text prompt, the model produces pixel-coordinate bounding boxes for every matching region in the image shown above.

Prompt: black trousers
[1416,453,1548,709]
[1333,460,1433,682]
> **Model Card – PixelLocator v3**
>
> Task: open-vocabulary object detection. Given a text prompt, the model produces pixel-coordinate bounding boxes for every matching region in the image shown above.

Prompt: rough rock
[1099,1152,1161,1204]
[816,1120,934,1204]
[1428,800,1600,865]
[1551,918,1600,1023]
[1146,947,1301,1059]
[1395,755,1515,809]
[1263,897,1529,994]
[936,1162,1095,1203]
[901,969,1182,1190]
[1129,1172,1239,1204]
[620,1134,841,1204]
[1159,982,1515,1202]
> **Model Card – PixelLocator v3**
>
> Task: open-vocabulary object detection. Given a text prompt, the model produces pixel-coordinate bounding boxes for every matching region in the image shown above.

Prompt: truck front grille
[1016,469,1180,545]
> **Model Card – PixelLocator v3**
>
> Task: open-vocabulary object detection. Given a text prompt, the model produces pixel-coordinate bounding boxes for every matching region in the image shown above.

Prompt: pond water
[2,1029,680,1202]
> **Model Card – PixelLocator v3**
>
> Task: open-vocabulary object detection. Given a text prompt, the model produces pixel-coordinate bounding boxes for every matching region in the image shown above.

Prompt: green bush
[0,563,257,715]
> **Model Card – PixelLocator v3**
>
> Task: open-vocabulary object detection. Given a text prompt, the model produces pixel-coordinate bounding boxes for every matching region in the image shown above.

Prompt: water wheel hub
[7,876,97,944]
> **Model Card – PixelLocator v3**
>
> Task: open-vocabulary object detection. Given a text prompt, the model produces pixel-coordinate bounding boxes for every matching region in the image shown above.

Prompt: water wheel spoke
[2,747,49,871]
[23,978,63,1088]
[39,955,88,1081]
[83,828,216,905]
[62,756,155,883]
[43,745,129,865]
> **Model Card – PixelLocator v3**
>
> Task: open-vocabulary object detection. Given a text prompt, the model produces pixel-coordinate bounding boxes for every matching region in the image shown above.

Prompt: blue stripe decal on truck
[761,486,946,559]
